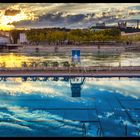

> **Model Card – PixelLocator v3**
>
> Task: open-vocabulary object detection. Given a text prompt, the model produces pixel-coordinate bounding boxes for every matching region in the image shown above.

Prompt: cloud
[11,11,122,29]
[4,9,21,16]
[12,12,88,28]
[1,3,140,29]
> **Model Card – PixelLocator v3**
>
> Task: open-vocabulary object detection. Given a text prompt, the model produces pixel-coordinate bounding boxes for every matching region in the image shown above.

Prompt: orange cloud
[5,9,21,16]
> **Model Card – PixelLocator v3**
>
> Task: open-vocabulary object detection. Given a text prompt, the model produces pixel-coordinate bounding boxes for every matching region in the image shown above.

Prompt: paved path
[0,70,140,77]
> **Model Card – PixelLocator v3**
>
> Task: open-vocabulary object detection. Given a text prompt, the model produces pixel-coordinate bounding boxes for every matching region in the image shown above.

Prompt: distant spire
[137,20,139,29]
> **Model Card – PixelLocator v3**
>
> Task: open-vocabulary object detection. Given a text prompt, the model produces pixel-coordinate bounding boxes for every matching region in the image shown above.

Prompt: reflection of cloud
[0,81,56,96]
[0,79,78,101]
[0,103,82,136]
[105,112,114,118]
[1,77,140,100]
[0,122,33,132]
[0,78,83,105]
[0,77,140,136]
[85,78,140,99]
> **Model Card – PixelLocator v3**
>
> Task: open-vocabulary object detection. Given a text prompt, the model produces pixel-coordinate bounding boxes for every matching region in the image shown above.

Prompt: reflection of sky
[0,77,140,99]
[84,77,140,99]
[0,52,140,68]
[0,77,140,136]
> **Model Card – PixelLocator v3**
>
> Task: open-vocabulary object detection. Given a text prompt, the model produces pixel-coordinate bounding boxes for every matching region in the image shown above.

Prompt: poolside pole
[125,124,128,136]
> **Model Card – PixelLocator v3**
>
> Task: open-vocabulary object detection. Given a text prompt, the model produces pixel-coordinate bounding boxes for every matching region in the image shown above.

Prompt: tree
[10,30,21,44]
[24,27,122,45]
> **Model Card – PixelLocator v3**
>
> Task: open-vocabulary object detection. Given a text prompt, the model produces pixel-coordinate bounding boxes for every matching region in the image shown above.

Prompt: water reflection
[0,77,140,137]
[70,77,85,97]
[0,52,140,68]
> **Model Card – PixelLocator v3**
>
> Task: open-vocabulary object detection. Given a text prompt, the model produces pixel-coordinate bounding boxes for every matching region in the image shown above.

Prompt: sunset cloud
[5,9,21,16]
[0,3,140,30]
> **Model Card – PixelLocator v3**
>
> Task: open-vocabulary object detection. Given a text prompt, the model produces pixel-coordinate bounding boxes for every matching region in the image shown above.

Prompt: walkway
[0,70,140,77]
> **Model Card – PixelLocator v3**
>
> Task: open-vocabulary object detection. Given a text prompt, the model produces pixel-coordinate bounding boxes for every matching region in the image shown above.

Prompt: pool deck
[0,70,140,77]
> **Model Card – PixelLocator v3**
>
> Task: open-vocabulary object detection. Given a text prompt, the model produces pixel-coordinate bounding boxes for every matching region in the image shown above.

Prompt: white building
[0,36,10,44]
[19,33,28,44]
[0,31,10,37]
[96,22,105,27]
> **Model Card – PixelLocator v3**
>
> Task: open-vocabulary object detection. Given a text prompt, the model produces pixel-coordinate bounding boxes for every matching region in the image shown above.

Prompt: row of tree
[10,28,122,44]
[26,28,121,45]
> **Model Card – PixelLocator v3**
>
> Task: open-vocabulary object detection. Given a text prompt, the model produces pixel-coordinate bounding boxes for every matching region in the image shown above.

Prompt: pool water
[0,77,140,137]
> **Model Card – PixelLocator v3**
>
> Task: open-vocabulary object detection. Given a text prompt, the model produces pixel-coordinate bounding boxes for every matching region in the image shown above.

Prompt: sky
[0,3,140,30]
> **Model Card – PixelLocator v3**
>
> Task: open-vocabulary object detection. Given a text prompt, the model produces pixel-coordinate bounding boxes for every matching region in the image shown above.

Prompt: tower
[118,21,127,29]
[137,20,139,29]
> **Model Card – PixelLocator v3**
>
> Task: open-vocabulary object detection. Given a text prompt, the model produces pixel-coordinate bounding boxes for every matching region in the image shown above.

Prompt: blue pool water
[0,76,140,137]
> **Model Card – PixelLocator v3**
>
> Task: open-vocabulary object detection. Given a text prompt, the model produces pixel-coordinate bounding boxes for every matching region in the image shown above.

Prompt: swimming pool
[0,76,140,137]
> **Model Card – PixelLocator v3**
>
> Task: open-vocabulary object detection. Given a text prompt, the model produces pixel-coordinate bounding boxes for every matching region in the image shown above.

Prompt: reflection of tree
[0,62,6,69]
[21,62,27,68]
[0,60,78,70]
[30,62,37,67]
[0,77,7,81]
[62,61,70,68]
[63,77,69,82]
[62,61,70,72]
[42,62,48,67]
[52,62,59,68]
[53,77,59,81]
[22,76,27,82]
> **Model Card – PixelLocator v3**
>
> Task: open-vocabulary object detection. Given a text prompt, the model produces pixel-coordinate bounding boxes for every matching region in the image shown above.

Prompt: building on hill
[90,21,140,33]
[96,22,105,27]
[118,21,127,29]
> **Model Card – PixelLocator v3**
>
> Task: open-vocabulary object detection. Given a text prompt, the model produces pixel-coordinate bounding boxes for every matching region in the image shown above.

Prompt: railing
[0,66,140,72]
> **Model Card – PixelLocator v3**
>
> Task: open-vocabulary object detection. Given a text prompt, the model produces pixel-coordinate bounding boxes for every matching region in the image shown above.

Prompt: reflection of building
[70,77,85,97]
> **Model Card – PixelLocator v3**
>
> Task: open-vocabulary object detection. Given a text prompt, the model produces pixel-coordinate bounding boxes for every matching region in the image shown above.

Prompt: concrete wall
[19,45,125,54]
